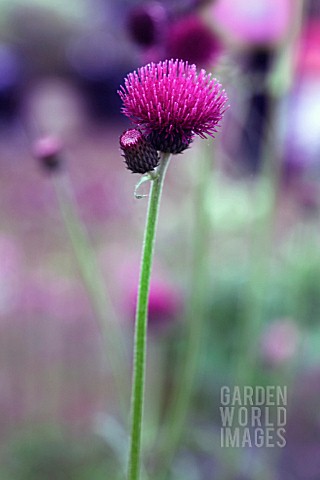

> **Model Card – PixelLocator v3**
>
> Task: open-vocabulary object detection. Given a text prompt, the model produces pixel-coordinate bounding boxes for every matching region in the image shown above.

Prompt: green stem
[128,152,171,480]
[53,174,129,416]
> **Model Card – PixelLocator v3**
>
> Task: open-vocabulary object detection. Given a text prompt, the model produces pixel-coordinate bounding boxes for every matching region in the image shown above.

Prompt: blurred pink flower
[129,278,182,331]
[261,318,300,366]
[165,14,223,67]
[295,20,320,77]
[211,0,293,47]
[118,260,182,330]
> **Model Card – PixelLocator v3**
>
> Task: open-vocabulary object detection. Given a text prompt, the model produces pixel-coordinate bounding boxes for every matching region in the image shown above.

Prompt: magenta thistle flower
[120,128,159,174]
[118,59,228,154]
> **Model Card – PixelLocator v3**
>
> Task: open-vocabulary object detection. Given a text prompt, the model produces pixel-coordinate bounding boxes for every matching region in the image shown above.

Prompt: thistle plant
[118,59,228,480]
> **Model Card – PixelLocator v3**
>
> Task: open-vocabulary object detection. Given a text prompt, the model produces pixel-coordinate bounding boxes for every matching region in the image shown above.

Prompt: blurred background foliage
[0,0,320,479]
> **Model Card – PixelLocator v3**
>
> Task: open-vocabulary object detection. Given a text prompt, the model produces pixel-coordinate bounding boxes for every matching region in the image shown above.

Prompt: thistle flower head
[118,59,228,154]
[120,128,159,174]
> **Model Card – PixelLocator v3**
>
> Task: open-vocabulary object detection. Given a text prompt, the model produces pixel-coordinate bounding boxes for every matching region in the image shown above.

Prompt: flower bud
[33,135,63,172]
[119,128,159,174]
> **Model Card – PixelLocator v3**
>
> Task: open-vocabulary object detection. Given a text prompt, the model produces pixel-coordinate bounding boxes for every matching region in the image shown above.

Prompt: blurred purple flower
[118,59,228,153]
[127,2,168,47]
[165,15,222,67]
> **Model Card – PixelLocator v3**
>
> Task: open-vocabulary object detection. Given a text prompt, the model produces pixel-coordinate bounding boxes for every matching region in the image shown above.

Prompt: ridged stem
[128,152,171,480]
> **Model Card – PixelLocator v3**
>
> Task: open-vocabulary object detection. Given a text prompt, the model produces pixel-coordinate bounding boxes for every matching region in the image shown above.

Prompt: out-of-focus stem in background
[53,174,129,417]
